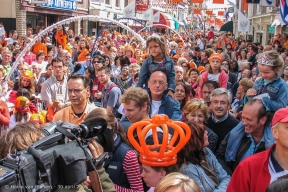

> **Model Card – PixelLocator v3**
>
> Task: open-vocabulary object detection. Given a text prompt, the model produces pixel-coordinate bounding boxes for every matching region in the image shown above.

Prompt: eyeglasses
[93,61,102,63]
[149,80,166,86]
[68,88,85,94]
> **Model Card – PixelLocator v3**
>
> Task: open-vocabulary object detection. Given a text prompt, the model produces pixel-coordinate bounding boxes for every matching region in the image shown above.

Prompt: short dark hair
[51,58,64,66]
[194,47,200,52]
[93,55,104,64]
[202,80,219,89]
[67,74,90,88]
[45,63,52,70]
[96,66,110,75]
[251,46,258,54]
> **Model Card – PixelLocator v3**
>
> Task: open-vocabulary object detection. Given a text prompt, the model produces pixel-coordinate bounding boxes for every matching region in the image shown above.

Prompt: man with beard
[63,51,74,75]
[205,88,240,152]
[215,99,274,175]
[53,74,97,125]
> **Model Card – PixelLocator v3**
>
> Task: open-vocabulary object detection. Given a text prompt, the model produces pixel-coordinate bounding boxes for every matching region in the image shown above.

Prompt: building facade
[0,0,89,36]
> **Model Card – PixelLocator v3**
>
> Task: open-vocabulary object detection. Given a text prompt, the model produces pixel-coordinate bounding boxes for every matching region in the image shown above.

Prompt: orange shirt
[53,103,97,125]
[77,49,90,62]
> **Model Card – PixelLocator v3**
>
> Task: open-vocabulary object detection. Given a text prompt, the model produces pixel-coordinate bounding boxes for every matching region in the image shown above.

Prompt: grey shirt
[101,81,122,117]
[40,75,69,104]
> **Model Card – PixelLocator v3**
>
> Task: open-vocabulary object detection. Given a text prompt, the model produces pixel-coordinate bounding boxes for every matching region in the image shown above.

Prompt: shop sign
[40,0,76,11]
[32,0,48,3]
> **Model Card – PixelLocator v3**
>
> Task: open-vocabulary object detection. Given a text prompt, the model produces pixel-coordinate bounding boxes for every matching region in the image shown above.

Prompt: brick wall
[15,0,26,36]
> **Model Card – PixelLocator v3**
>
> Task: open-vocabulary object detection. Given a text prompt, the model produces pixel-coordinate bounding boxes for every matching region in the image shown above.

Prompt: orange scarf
[55,31,67,47]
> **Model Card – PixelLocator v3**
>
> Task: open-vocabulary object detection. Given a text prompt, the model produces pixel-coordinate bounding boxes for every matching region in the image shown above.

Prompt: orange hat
[172,37,177,41]
[173,55,180,60]
[15,96,30,113]
[227,31,231,35]
[178,41,184,47]
[125,46,134,55]
[30,113,45,124]
[189,62,196,69]
[21,70,34,79]
[127,115,191,166]
[209,53,223,63]
[197,66,206,73]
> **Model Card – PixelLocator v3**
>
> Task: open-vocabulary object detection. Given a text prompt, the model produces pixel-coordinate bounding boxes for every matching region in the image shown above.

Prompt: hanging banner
[136,0,149,11]
[243,0,248,10]
[194,10,201,14]
[280,0,288,24]
[238,10,250,32]
[171,0,183,2]
[212,0,224,4]
[123,0,135,18]
[218,11,225,16]
[206,10,213,15]
[153,11,160,23]
[192,0,204,3]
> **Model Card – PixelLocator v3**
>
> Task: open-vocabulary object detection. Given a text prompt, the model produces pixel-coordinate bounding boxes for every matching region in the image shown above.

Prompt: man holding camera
[53,74,97,125]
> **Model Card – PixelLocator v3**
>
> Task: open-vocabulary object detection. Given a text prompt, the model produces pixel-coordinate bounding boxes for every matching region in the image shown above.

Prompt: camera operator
[0,122,116,192]
[84,108,144,192]
[53,74,97,125]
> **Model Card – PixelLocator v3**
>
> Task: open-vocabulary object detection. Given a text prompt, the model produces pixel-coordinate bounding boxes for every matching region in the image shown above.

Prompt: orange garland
[55,31,67,47]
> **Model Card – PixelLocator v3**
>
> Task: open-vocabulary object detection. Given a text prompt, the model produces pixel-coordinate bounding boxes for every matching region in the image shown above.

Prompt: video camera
[0,117,114,192]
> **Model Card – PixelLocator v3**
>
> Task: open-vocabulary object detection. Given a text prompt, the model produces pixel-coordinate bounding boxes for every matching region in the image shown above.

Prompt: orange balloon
[127,115,191,167]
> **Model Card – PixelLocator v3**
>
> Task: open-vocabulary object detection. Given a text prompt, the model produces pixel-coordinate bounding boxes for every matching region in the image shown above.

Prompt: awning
[220,21,233,32]
[271,16,286,27]
[153,12,175,30]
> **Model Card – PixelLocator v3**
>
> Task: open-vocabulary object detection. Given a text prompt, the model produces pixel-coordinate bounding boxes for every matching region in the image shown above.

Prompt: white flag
[142,7,153,21]
[238,10,250,32]
[123,0,135,18]
[153,11,160,23]
[260,0,275,7]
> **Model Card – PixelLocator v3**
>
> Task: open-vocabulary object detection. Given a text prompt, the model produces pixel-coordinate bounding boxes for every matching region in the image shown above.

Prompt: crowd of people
[0,22,288,192]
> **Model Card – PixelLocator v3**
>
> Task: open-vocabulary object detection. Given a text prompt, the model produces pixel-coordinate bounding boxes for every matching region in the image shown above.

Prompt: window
[105,0,110,5]
[115,0,119,7]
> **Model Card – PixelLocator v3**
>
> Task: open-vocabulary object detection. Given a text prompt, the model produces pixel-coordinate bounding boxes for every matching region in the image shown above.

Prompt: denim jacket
[136,54,176,91]
[251,77,288,111]
[180,148,230,192]
[119,91,182,132]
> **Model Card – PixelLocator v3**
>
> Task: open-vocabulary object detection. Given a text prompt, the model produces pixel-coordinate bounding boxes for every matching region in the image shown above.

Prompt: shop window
[115,0,119,7]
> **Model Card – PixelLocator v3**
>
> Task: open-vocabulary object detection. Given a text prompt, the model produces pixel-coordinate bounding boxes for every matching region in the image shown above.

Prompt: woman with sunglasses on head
[178,123,230,192]
[183,100,218,152]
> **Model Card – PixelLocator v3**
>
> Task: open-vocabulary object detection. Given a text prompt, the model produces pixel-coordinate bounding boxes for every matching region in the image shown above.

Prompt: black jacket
[248,53,258,70]
[215,132,266,175]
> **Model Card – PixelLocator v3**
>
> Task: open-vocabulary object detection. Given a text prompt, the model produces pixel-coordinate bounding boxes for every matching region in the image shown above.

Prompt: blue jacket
[180,148,230,192]
[120,91,182,132]
[225,122,274,162]
[136,54,175,91]
[251,77,288,111]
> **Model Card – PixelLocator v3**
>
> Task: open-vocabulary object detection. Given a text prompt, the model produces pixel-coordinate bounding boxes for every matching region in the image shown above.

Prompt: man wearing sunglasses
[53,74,96,125]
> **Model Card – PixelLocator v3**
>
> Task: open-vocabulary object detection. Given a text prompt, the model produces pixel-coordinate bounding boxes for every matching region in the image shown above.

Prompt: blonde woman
[155,173,200,192]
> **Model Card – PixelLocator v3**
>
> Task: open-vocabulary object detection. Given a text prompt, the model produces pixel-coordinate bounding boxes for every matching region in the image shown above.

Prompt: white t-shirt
[31,61,48,74]
[208,73,220,82]
[197,38,204,50]
[151,100,162,117]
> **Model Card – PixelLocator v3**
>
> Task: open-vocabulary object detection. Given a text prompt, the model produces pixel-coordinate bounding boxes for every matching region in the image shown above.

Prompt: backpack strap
[107,83,118,94]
